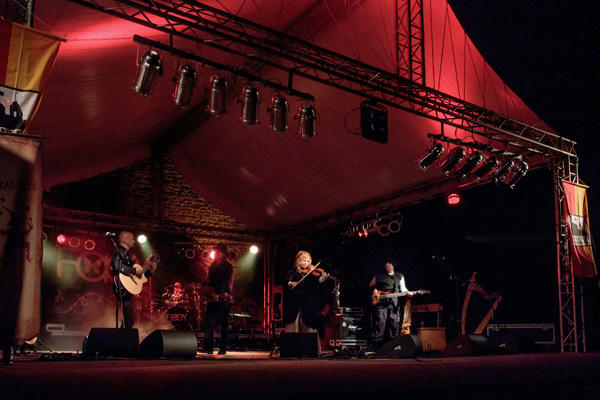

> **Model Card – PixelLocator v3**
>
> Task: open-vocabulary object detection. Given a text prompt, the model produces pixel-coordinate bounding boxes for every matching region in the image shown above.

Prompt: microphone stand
[108,234,125,329]
[433,256,466,339]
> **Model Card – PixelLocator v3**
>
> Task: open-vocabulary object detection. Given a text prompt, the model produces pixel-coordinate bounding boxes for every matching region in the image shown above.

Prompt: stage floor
[2,349,600,400]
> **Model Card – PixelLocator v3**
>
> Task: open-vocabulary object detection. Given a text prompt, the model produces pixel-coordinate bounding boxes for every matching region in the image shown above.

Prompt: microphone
[105,232,116,237]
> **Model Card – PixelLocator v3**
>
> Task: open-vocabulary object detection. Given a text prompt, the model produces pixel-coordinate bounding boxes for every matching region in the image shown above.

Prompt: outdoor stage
[2,348,600,400]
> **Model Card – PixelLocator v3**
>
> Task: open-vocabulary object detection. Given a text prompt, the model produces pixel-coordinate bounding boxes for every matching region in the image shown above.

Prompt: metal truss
[43,206,266,243]
[553,156,584,352]
[396,0,425,85]
[65,0,576,159]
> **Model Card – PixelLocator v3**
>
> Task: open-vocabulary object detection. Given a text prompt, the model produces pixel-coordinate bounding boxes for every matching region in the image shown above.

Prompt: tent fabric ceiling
[26,0,557,232]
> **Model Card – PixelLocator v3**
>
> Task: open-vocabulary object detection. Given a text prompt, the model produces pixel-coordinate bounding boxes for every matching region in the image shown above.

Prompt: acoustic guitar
[118,251,158,295]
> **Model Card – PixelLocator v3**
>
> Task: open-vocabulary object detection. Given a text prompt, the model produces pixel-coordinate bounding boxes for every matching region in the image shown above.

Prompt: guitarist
[202,243,234,355]
[110,231,156,329]
[369,260,412,350]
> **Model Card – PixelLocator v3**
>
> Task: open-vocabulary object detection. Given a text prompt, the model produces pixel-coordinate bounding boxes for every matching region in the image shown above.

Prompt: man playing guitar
[110,231,157,329]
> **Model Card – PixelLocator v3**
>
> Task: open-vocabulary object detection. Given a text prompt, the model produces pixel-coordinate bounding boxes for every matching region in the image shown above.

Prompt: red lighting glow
[447,193,461,205]
[56,234,66,244]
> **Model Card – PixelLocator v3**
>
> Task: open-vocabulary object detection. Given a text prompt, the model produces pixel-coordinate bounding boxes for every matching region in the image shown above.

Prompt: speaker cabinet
[279,332,319,358]
[85,328,139,358]
[442,334,490,357]
[139,330,198,359]
[376,334,423,359]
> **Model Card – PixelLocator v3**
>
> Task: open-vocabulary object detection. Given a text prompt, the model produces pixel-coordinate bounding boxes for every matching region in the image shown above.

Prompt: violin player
[282,250,330,355]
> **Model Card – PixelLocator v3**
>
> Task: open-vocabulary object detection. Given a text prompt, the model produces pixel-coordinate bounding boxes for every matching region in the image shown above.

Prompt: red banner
[0,20,61,131]
[561,181,597,278]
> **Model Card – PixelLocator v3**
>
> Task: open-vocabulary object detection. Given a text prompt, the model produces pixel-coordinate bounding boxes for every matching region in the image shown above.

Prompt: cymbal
[230,313,251,318]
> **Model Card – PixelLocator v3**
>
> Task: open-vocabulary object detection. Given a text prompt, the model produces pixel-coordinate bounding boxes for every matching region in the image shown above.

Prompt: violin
[299,265,329,278]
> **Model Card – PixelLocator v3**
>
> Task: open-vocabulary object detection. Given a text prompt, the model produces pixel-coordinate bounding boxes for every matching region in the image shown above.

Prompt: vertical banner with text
[0,20,62,131]
[0,135,43,346]
[562,180,597,278]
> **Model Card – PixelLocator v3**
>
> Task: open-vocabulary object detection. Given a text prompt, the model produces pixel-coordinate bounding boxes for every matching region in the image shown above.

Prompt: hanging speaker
[442,334,490,357]
[139,330,198,359]
[84,328,139,358]
[375,334,423,358]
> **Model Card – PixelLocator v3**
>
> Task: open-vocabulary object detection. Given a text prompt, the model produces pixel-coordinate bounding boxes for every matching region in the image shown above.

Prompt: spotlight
[56,234,66,245]
[201,250,211,260]
[228,250,239,260]
[207,75,227,115]
[504,161,528,189]
[473,156,499,180]
[457,151,483,179]
[296,102,317,139]
[491,159,515,183]
[84,239,96,251]
[185,248,196,259]
[240,83,260,125]
[173,63,197,107]
[388,219,402,234]
[268,94,288,133]
[68,236,80,248]
[250,245,259,254]
[137,235,147,244]
[133,50,163,97]
[447,193,461,205]
[417,143,445,171]
[360,101,388,144]
[439,147,465,175]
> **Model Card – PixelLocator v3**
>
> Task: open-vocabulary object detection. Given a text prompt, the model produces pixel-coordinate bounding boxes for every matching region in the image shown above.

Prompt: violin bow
[292,261,321,288]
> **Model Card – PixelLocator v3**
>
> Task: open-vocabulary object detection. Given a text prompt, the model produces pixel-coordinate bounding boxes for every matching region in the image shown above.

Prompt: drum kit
[148,282,206,331]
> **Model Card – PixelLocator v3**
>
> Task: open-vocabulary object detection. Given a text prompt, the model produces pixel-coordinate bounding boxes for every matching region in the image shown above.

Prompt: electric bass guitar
[118,251,158,295]
[201,286,234,304]
[371,289,430,306]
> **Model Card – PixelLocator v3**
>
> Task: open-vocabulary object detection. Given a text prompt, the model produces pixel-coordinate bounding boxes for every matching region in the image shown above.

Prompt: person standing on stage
[110,231,156,329]
[203,243,234,355]
[282,251,329,343]
[369,260,412,349]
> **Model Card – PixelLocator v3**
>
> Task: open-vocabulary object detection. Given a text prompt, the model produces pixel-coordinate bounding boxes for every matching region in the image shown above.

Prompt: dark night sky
[448,0,600,227]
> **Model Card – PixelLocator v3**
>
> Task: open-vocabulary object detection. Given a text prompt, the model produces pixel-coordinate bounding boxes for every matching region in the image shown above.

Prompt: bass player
[369,260,412,350]
[110,231,157,329]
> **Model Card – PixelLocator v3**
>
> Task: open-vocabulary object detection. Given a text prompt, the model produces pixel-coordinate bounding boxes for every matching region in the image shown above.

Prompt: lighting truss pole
[396,0,425,85]
[553,155,583,352]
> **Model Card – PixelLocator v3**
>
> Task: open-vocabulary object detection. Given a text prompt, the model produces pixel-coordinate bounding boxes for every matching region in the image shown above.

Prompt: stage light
[360,101,388,144]
[388,219,402,233]
[133,50,163,97]
[84,239,96,251]
[185,248,196,259]
[239,83,260,125]
[439,147,465,175]
[491,159,515,183]
[417,143,445,171]
[296,102,317,139]
[457,151,483,179]
[68,236,80,248]
[228,250,239,260]
[473,156,499,180]
[207,75,227,115]
[56,234,66,245]
[250,245,259,254]
[447,193,461,205]
[137,235,147,244]
[173,63,197,107]
[201,250,211,260]
[269,94,288,133]
[504,161,528,189]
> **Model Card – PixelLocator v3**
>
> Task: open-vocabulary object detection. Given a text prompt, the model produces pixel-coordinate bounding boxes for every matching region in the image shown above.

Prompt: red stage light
[447,193,461,205]
[56,234,66,244]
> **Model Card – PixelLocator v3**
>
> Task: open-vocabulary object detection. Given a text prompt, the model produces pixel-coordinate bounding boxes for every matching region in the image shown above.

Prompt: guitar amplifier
[335,309,368,347]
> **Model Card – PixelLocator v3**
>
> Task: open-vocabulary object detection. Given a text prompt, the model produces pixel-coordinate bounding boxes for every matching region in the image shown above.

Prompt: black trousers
[204,301,230,351]
[120,293,135,329]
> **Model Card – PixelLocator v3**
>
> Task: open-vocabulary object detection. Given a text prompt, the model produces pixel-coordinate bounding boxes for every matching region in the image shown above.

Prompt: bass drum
[165,305,191,330]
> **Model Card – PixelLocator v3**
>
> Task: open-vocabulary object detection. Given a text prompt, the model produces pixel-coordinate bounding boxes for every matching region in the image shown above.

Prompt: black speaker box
[279,332,319,358]
[376,334,423,359]
[85,328,139,358]
[442,334,490,357]
[139,330,198,359]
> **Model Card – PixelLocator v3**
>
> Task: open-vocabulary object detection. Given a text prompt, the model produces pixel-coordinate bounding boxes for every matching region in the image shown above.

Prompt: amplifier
[335,313,368,347]
[340,307,363,318]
